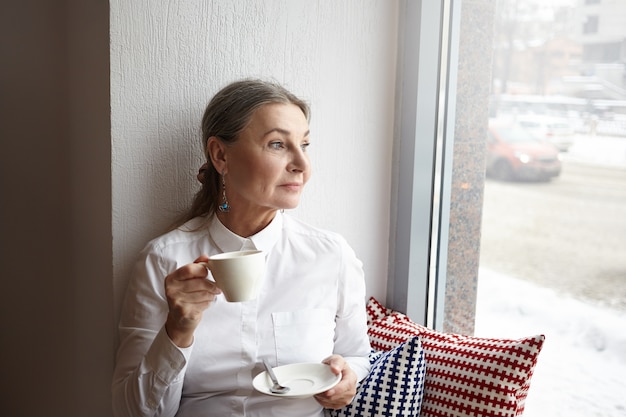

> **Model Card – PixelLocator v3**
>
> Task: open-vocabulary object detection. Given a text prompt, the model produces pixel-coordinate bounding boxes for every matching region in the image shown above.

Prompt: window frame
[387,0,461,330]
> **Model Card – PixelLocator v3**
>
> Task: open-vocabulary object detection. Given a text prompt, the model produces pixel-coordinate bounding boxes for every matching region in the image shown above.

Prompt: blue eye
[270,141,284,150]
[301,143,311,152]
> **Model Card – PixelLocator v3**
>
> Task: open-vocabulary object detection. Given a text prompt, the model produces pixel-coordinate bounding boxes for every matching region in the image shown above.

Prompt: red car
[486,120,562,181]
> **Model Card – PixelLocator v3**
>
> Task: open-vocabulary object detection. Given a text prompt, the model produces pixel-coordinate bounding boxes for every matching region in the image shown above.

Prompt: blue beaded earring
[218,172,230,213]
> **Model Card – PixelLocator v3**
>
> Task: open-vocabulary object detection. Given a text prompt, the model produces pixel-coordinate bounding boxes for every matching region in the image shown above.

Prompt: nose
[288,147,310,173]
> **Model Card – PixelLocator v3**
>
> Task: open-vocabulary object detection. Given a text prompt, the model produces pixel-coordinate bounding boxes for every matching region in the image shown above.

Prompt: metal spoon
[262,359,290,394]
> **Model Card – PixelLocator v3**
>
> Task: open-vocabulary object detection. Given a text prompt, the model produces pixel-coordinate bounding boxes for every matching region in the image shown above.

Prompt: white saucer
[252,362,341,398]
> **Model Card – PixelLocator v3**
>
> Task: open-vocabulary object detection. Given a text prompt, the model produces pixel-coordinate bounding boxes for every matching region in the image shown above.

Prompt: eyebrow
[262,128,310,138]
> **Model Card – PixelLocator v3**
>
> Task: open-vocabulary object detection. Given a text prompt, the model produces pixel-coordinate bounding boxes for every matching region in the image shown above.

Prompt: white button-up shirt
[112,212,371,417]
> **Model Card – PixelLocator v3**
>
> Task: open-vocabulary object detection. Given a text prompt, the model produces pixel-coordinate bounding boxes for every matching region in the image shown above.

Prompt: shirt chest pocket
[271,309,336,365]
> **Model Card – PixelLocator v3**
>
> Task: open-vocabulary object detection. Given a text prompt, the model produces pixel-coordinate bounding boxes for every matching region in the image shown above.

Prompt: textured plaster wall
[111,1,399,320]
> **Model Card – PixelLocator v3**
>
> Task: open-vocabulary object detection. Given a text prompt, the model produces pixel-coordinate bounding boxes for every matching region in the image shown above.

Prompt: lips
[280,182,303,191]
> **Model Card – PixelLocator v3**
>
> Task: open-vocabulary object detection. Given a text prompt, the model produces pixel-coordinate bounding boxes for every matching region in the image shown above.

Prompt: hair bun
[197,162,209,184]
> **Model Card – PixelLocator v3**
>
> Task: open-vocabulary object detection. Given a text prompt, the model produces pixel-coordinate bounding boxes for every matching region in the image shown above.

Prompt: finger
[166,263,210,285]
[193,254,210,270]
[193,254,210,263]
[166,282,222,308]
[165,271,222,307]
[322,354,345,375]
[171,276,220,293]
[174,287,218,303]
[316,374,348,399]
[318,364,357,404]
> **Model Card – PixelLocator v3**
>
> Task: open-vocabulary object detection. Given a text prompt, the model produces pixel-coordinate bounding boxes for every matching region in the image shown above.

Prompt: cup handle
[197,261,216,282]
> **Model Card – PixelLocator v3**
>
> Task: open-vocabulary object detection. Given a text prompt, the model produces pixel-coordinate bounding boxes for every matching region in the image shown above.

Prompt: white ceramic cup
[201,250,265,302]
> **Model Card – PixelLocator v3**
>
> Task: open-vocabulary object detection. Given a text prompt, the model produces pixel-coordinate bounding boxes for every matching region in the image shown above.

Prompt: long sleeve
[333,236,371,381]
[112,245,191,417]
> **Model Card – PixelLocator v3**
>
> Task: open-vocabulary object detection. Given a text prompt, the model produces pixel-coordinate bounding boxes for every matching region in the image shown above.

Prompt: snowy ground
[475,268,626,417]
[475,134,626,417]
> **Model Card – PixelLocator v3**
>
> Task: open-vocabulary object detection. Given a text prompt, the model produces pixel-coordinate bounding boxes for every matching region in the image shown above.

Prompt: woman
[112,79,371,417]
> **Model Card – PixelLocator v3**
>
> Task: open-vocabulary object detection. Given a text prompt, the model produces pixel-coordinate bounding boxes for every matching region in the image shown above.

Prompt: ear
[207,136,228,174]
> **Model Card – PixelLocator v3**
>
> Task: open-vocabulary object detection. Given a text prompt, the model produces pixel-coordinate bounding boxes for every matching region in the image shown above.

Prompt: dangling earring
[218,172,230,213]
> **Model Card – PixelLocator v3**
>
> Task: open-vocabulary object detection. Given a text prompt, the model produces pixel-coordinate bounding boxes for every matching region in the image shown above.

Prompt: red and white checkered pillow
[366,297,545,417]
[365,294,391,324]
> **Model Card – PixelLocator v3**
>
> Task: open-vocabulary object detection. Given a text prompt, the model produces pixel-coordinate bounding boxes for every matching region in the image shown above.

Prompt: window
[391,1,625,416]
[476,1,624,417]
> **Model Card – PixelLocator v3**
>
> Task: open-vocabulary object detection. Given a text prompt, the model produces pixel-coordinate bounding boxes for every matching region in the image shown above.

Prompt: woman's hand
[314,355,358,410]
[164,255,222,347]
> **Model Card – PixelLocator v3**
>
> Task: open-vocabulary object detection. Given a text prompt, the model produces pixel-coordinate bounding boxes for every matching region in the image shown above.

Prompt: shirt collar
[208,211,283,255]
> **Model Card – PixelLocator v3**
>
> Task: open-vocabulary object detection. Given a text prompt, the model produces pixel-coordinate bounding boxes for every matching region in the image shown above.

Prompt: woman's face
[222,103,311,215]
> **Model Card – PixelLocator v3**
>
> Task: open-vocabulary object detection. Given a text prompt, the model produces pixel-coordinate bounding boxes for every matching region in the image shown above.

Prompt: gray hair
[201,79,309,157]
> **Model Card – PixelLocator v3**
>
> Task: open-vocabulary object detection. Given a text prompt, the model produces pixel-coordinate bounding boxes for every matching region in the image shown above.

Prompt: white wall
[111,0,400,319]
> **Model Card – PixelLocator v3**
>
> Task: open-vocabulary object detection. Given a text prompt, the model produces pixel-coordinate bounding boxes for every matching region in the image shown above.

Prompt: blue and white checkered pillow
[328,336,426,417]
